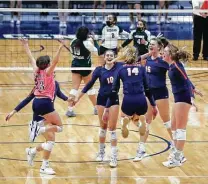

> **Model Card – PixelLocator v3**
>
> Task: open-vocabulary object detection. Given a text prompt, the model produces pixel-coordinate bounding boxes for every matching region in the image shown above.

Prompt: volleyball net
[0,6,208,72]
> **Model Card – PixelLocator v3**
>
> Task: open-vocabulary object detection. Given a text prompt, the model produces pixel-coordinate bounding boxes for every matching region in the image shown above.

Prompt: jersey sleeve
[14,93,35,112]
[82,67,101,93]
[145,30,151,42]
[121,30,134,48]
[55,81,68,101]
[175,62,195,97]
[83,40,98,55]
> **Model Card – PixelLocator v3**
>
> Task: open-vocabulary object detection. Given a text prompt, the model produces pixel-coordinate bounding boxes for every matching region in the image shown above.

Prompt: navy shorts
[99,46,118,56]
[97,93,119,107]
[32,98,55,116]
[174,90,192,105]
[121,94,148,116]
[33,113,44,122]
[71,61,92,77]
[150,86,169,101]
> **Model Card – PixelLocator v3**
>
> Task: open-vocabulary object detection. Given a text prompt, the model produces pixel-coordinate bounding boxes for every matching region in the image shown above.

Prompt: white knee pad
[42,141,55,152]
[57,126,63,133]
[163,121,171,129]
[172,130,177,141]
[99,128,107,138]
[87,88,96,95]
[109,130,117,141]
[69,89,78,97]
[176,129,186,140]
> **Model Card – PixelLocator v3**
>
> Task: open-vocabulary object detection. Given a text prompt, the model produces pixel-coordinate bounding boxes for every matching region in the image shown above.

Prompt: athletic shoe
[25,147,36,166]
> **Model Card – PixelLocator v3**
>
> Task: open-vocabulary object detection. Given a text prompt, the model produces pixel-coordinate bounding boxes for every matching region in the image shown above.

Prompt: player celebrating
[19,38,65,175]
[119,20,150,56]
[99,13,129,55]
[66,26,99,117]
[74,50,123,168]
[104,47,156,161]
[162,44,202,168]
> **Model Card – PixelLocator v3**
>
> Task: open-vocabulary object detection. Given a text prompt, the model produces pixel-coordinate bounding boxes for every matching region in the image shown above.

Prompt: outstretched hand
[19,37,28,45]
[5,110,16,121]
[193,89,203,97]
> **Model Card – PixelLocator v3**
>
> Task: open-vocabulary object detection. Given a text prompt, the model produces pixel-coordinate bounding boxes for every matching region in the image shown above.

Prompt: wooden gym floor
[0,40,208,184]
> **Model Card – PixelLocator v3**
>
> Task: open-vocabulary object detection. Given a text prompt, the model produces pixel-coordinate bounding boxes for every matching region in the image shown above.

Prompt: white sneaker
[10,19,14,24]
[168,149,187,164]
[29,121,38,142]
[121,117,130,138]
[40,162,55,175]
[91,17,96,24]
[25,148,36,166]
[66,110,76,117]
[96,151,105,162]
[133,144,146,162]
[162,158,181,168]
[130,24,135,30]
[133,150,146,162]
[109,155,117,168]
[179,153,187,163]
[40,166,56,175]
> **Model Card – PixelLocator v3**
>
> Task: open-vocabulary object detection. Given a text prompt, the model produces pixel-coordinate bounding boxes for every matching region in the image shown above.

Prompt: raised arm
[19,38,37,71]
[46,41,65,76]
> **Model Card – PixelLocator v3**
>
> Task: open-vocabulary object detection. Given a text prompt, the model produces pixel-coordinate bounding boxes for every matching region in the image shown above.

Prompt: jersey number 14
[127,67,139,76]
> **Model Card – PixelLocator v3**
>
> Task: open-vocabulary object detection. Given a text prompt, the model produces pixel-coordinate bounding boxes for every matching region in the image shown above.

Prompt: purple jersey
[145,56,169,89]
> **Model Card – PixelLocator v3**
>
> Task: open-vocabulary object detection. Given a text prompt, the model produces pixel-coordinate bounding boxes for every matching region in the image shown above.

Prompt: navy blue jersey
[14,81,68,112]
[82,62,124,96]
[107,64,155,107]
[168,62,193,94]
[145,56,169,89]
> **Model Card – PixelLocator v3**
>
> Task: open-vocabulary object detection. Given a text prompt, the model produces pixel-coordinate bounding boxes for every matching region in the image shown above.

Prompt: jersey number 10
[107,76,114,84]
[127,67,139,76]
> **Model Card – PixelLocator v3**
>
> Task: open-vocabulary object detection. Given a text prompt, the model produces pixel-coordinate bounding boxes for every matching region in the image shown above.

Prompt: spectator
[58,0,70,28]
[192,0,208,61]
[127,1,142,30]
[10,0,22,25]
[157,0,170,24]
[92,0,106,24]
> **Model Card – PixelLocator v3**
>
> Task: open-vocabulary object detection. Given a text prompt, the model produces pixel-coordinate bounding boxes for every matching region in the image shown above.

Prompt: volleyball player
[73,50,123,168]
[6,80,69,138]
[103,47,156,161]
[131,37,173,161]
[99,13,129,56]
[66,26,99,117]
[19,38,65,175]
[119,20,150,56]
[162,44,202,168]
